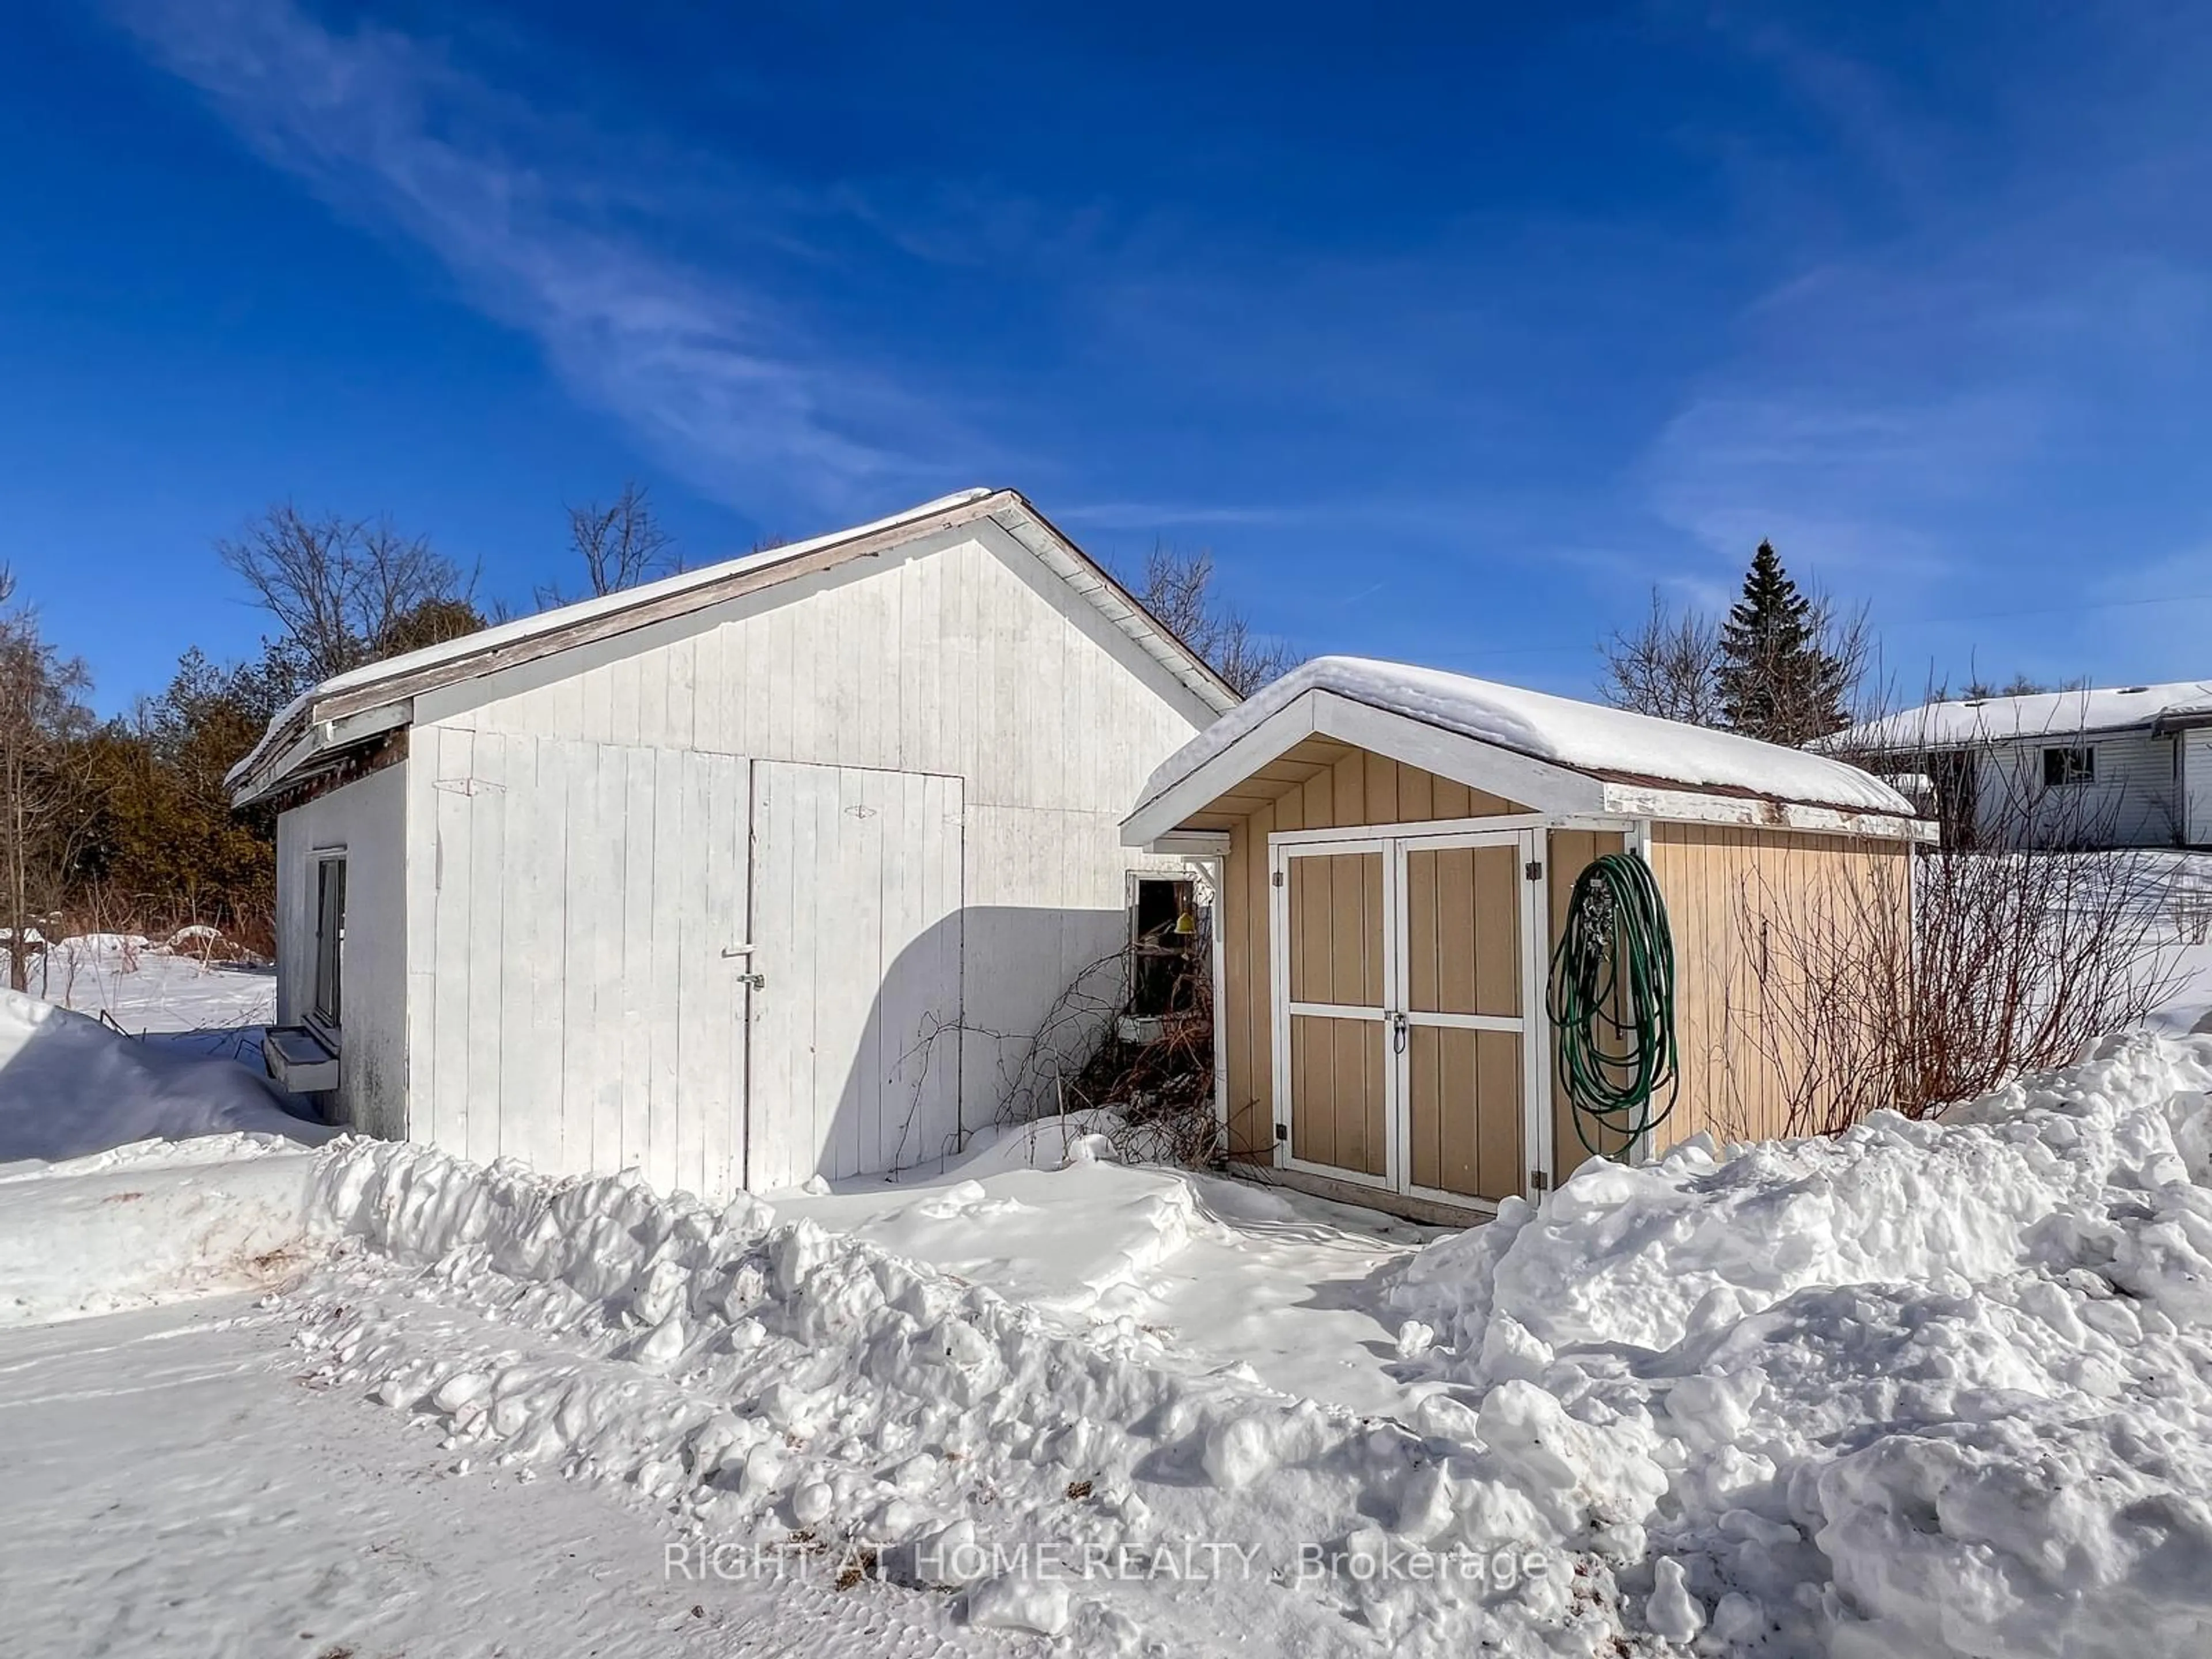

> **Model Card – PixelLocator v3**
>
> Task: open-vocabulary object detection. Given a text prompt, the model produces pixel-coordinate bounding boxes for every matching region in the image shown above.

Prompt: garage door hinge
[1524,859,1544,881]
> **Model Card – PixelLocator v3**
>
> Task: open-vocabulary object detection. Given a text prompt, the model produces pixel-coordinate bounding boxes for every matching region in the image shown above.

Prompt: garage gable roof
[230,488,1238,806]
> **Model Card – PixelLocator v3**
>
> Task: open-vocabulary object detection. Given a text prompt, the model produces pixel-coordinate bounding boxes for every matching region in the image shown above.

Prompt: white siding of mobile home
[1975,730,2182,847]
[396,520,1212,1194]
[275,762,408,1137]
[2187,730,2212,847]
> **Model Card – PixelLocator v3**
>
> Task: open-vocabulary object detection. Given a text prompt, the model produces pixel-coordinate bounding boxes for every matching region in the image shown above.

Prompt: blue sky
[6,1,2211,713]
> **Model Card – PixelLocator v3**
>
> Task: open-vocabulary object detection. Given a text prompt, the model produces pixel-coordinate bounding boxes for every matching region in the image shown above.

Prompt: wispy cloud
[1641,385,2046,585]
[105,0,971,510]
[1634,5,2212,632]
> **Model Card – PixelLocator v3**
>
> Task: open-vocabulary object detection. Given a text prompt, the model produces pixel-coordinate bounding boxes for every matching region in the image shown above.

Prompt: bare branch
[537,480,677,607]
[1133,542,1298,697]
[218,504,476,681]
[0,584,96,989]
[1726,757,2188,1135]
[1601,590,1728,725]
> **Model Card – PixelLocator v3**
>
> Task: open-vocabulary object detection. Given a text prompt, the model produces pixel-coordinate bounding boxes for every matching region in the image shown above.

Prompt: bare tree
[218,505,478,681]
[1726,763,2185,1135]
[0,570,96,991]
[536,480,678,607]
[1962,672,2080,699]
[1134,543,1297,697]
[1600,591,1729,726]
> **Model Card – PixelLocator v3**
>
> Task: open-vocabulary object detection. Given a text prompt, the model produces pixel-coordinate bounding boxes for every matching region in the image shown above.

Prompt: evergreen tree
[1716,540,1850,745]
[74,639,304,948]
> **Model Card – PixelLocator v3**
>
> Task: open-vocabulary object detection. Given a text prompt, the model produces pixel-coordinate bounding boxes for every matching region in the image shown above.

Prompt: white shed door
[419,729,751,1202]
[747,761,964,1190]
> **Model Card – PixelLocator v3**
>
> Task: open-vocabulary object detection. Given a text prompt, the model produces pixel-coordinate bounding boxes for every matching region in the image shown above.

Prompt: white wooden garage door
[745,760,965,1190]
[418,729,751,1202]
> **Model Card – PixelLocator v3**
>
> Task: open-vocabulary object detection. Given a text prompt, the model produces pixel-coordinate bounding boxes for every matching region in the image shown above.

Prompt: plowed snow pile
[289,1142,1649,1655]
[1388,1029,2212,1657]
[18,1007,2212,1654]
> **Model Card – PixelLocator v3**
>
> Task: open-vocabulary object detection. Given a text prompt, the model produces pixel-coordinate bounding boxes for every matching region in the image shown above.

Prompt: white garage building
[229,489,1234,1198]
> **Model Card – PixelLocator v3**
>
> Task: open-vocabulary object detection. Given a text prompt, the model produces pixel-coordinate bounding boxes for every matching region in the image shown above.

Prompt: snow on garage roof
[1134,656,1919,823]
[1827,679,2212,753]
[229,488,1237,804]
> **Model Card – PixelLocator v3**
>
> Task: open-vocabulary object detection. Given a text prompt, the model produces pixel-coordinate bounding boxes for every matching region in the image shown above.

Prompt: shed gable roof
[230,488,1237,805]
[1123,657,1930,847]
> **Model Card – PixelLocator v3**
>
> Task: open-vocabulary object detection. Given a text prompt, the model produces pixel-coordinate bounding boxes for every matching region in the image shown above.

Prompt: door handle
[1389,1011,1409,1054]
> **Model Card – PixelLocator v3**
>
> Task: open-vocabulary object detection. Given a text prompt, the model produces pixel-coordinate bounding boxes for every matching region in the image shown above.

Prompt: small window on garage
[2043,746,2096,787]
[312,854,347,1029]
[1130,877,1199,1016]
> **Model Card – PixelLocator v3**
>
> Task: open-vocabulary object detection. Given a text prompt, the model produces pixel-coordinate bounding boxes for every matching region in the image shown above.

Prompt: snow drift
[0,991,323,1163]
[1388,1030,2212,1657]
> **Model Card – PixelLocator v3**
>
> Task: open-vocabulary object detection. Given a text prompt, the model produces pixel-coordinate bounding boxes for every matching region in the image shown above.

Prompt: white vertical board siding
[747,761,965,1190]
[956,804,1186,1131]
[434,527,1210,813]
[275,762,407,1137]
[412,728,750,1200]
[416,522,1214,1129]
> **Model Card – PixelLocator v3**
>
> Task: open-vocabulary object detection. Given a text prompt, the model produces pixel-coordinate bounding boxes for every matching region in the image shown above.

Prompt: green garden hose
[1546,851,1680,1161]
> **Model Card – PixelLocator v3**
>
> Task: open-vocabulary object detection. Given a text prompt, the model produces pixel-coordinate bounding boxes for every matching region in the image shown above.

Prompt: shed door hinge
[1529,1168,1551,1192]
[1271,870,1285,888]
[1525,859,1544,881]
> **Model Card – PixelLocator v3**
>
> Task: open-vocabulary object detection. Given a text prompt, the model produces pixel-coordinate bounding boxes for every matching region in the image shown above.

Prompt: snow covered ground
[14,898,2212,1653]
[776,1118,1442,1415]
[25,930,278,1037]
[12,1029,2212,1653]
[0,1296,992,1658]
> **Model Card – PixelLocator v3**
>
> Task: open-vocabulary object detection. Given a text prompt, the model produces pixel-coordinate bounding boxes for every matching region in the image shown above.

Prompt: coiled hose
[1546,851,1679,1161]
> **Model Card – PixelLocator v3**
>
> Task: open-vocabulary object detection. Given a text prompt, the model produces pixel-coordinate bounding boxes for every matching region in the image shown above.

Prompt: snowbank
[1136,655,1916,817]
[0,1139,325,1327]
[1388,1031,2212,1657]
[24,979,2212,1650]
[284,1139,1657,1653]
[0,991,322,1163]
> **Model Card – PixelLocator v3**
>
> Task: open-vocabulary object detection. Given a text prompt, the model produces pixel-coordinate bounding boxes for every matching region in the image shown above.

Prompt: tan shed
[1122,657,1936,1222]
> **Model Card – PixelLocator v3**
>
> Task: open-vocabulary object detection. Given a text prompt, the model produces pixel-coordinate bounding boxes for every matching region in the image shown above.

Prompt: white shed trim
[1122,685,1934,850]
[1599,784,1940,844]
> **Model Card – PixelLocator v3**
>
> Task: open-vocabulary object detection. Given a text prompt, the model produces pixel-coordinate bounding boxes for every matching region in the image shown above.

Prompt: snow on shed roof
[1135,656,1918,819]
[229,488,1237,803]
[1827,679,2212,753]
